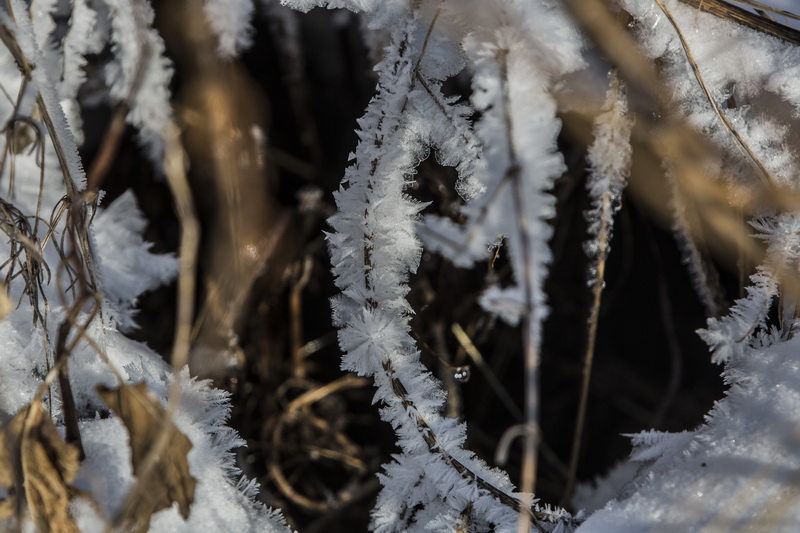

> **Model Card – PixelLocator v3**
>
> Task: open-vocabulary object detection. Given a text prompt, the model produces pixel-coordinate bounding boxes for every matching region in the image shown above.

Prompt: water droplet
[453,366,471,383]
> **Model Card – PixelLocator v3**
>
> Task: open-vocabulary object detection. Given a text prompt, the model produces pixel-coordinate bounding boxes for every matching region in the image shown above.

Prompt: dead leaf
[0,289,11,321]
[0,401,81,533]
[96,383,196,532]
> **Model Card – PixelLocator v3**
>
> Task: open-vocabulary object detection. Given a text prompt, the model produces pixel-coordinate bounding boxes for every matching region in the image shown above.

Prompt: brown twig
[290,256,313,378]
[269,375,370,513]
[655,0,775,189]
[55,320,84,460]
[676,0,800,46]
[451,322,523,422]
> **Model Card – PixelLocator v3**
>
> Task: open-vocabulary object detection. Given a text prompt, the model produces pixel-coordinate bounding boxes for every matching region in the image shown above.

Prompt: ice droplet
[453,366,471,383]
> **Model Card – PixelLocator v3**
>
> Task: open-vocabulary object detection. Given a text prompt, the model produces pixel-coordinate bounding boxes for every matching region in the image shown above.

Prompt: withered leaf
[96,383,196,532]
[0,401,81,533]
[0,288,11,321]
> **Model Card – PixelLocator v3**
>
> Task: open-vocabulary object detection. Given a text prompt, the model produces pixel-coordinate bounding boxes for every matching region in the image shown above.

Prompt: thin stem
[561,188,611,507]
[676,0,800,46]
[655,0,774,189]
[494,47,541,532]
[452,322,523,422]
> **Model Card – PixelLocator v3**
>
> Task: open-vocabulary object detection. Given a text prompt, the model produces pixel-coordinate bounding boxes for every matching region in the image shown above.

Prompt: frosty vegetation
[1,0,800,532]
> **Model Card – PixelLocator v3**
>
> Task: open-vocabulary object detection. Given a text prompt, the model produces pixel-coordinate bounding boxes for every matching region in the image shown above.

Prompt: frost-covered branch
[326,10,566,529]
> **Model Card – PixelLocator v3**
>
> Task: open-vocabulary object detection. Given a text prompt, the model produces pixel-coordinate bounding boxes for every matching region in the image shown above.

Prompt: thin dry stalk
[163,126,197,372]
[411,3,442,85]
[562,71,633,506]
[108,1,197,511]
[432,321,461,420]
[493,47,541,532]
[85,3,151,192]
[561,182,611,508]
[290,256,313,378]
[730,0,800,22]
[109,126,197,531]
[677,0,800,46]
[451,322,523,422]
[54,320,84,459]
[269,375,369,513]
[654,0,774,189]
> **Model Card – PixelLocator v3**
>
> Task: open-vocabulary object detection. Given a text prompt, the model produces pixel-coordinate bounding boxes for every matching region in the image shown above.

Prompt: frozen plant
[282,0,800,531]
[0,1,287,531]
[2,0,800,531]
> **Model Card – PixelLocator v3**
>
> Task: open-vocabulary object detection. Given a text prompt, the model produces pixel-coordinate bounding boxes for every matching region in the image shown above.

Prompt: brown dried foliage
[96,383,196,533]
[0,401,81,533]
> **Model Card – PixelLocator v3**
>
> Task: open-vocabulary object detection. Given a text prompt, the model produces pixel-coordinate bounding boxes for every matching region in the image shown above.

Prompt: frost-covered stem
[653,0,774,189]
[564,74,632,504]
[326,17,562,529]
[496,46,540,531]
[383,358,544,526]
[3,2,101,295]
[561,195,608,506]
[668,169,724,317]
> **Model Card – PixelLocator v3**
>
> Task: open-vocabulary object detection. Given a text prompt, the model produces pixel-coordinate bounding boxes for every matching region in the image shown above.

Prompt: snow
[100,0,174,165]
[93,191,178,331]
[0,3,288,531]
[577,331,800,532]
[4,0,800,530]
[573,3,800,530]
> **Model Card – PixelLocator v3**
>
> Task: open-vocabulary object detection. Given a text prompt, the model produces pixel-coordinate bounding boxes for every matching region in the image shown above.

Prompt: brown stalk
[654,0,774,189]
[451,322,524,422]
[166,0,283,382]
[84,0,152,193]
[54,321,84,460]
[269,375,369,513]
[290,257,313,378]
[108,125,199,532]
[561,72,630,507]
[561,182,611,508]
[676,0,800,46]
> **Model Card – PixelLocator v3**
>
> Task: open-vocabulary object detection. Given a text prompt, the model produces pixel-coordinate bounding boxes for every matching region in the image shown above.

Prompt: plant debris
[96,383,196,532]
[0,401,81,533]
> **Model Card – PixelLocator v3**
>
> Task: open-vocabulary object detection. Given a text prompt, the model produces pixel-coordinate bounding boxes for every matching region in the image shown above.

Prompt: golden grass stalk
[677,0,800,46]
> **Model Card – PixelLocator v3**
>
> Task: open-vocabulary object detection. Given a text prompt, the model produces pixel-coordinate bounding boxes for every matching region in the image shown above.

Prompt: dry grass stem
[654,0,775,189]
[269,375,369,513]
[290,256,313,378]
[451,322,523,422]
[677,0,800,46]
